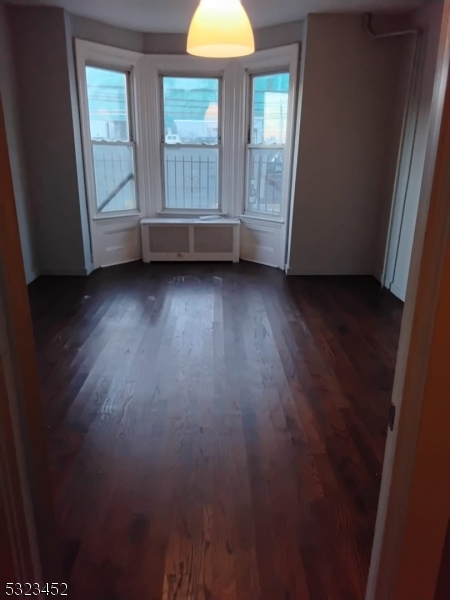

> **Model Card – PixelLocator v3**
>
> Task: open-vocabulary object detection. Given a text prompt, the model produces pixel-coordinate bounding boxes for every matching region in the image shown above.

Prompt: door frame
[366,0,450,597]
[0,98,61,582]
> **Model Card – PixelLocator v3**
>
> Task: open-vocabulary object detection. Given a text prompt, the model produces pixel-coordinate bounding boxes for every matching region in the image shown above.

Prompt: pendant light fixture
[187,0,255,58]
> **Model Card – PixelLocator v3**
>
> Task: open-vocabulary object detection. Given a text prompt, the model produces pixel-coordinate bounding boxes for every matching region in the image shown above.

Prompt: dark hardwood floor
[28,261,403,600]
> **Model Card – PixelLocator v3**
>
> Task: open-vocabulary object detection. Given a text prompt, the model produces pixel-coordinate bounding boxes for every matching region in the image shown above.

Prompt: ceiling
[8,0,426,33]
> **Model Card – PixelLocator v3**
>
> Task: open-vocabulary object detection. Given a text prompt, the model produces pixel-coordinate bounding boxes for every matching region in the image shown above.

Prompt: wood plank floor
[29,261,403,600]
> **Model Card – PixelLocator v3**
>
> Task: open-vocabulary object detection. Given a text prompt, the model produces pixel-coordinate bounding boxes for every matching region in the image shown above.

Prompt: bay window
[76,41,298,268]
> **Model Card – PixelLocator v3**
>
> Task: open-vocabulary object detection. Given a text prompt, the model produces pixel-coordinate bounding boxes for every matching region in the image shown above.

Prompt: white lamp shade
[187,0,255,58]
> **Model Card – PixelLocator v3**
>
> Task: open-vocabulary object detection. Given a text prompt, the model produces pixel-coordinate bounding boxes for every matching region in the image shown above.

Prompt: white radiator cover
[141,218,240,263]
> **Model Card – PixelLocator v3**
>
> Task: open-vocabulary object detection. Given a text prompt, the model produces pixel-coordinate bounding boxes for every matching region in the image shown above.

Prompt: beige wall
[8,6,92,276]
[287,13,412,275]
[70,14,145,52]
[0,2,38,283]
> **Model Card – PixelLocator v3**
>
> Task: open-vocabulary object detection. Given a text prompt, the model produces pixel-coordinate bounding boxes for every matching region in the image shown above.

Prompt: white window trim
[144,54,233,217]
[159,72,223,214]
[75,40,145,222]
[239,45,299,226]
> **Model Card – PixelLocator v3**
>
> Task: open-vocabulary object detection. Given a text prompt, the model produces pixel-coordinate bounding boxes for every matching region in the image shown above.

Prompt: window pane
[252,73,289,145]
[164,147,219,209]
[163,77,219,145]
[92,145,136,212]
[247,149,284,215]
[86,67,129,142]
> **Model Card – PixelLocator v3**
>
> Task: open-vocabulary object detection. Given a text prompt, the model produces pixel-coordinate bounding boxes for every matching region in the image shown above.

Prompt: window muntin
[246,72,290,216]
[161,76,221,210]
[86,66,137,213]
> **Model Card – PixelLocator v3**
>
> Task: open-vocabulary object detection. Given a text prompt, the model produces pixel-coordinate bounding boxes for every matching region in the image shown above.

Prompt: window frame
[240,46,299,225]
[245,70,290,217]
[75,41,144,221]
[159,74,223,213]
[146,55,231,217]
[88,67,137,215]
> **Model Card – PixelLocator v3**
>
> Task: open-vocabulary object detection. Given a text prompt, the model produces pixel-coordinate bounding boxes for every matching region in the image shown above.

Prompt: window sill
[141,217,239,225]
[156,210,226,217]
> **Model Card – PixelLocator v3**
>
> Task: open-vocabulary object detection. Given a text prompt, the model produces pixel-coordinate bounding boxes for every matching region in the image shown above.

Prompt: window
[246,72,290,216]
[161,76,221,211]
[86,66,137,214]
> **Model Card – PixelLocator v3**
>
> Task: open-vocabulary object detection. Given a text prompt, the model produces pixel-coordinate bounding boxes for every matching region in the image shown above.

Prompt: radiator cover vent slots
[193,226,234,253]
[141,219,240,263]
[148,226,190,254]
